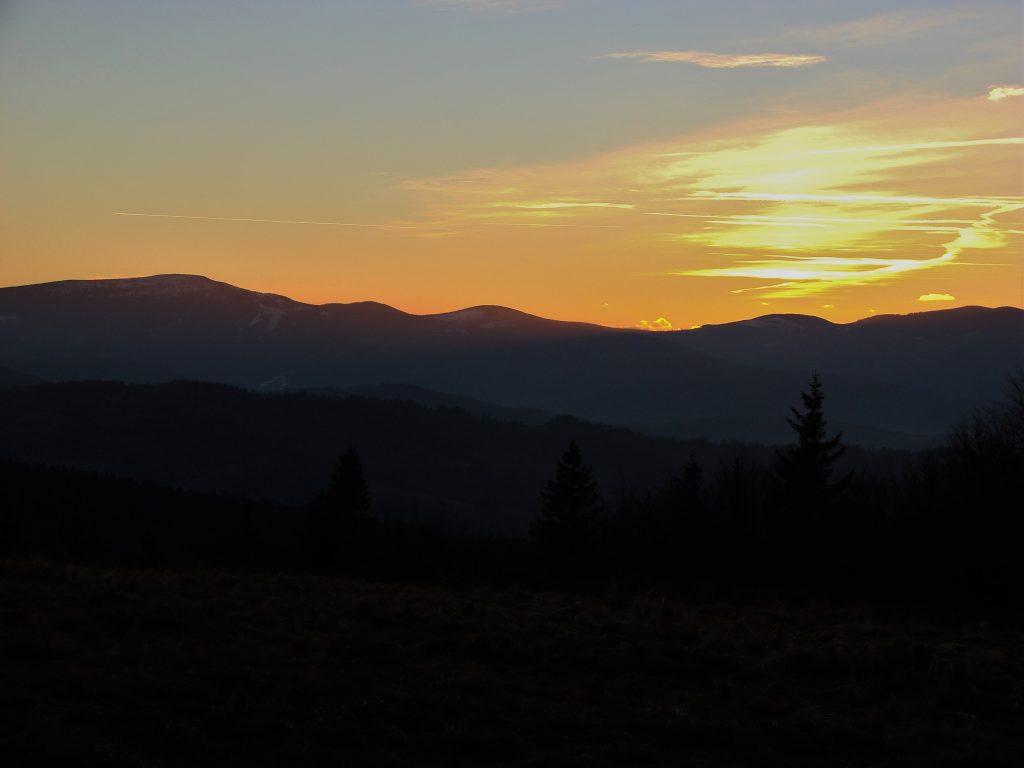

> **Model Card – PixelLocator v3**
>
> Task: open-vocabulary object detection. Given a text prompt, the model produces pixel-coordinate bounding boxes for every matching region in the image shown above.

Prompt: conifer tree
[775,372,846,507]
[530,440,602,556]
[307,445,372,570]
[326,445,372,519]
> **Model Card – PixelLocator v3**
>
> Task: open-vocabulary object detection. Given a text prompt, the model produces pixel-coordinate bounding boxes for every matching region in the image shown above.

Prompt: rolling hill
[668,307,1024,403]
[2,274,1019,447]
[0,379,749,534]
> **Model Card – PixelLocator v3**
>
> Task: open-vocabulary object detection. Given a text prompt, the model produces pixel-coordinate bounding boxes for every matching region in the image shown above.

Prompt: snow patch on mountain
[256,372,291,392]
[433,307,514,330]
[51,274,224,298]
[249,306,286,331]
[737,315,830,332]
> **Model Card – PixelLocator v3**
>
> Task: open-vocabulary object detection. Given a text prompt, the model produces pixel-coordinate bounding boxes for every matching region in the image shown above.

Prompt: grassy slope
[2,560,1021,767]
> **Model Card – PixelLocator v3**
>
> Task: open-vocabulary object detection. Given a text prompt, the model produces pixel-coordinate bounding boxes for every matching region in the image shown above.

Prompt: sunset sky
[1,0,1022,328]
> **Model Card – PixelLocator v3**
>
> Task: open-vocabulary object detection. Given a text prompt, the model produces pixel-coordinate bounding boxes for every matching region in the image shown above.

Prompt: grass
[1,559,1022,767]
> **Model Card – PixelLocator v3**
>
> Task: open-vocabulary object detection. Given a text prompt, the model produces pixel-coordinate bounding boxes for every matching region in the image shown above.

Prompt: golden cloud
[403,92,1024,300]
[918,293,956,302]
[606,51,827,68]
[636,317,674,331]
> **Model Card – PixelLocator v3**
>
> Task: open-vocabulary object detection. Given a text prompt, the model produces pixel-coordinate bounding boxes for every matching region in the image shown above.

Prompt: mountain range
[1,274,1021,448]
[0,379,903,535]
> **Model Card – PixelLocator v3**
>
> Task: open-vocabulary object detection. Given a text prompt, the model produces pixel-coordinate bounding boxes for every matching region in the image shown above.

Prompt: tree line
[302,372,1023,599]
[2,373,1021,600]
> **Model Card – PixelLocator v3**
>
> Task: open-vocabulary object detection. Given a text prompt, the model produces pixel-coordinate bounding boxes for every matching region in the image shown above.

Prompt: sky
[1,0,1022,328]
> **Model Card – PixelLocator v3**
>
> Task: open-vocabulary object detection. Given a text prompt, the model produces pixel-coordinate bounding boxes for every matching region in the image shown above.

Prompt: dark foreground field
[2,561,1022,767]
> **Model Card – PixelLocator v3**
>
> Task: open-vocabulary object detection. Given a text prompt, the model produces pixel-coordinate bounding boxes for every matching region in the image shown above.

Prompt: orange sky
[1,1,1022,328]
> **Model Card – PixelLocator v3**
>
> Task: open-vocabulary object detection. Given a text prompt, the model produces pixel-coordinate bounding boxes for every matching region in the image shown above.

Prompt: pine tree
[307,445,372,570]
[530,441,602,557]
[775,372,846,508]
[326,445,372,519]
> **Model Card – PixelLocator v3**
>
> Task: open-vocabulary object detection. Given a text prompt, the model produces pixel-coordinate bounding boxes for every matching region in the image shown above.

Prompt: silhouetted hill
[0,365,37,387]
[306,383,554,426]
[670,306,1024,403]
[0,459,287,568]
[0,380,731,533]
[0,379,915,535]
[12,357,179,384]
[2,275,1013,446]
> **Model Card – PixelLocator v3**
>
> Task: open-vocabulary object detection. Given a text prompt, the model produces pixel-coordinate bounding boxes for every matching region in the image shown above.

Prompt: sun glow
[6,1,1023,327]
[404,92,1023,304]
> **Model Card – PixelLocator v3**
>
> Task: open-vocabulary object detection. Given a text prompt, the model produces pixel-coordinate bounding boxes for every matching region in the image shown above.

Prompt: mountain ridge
[6,273,1019,328]
[1,274,1019,448]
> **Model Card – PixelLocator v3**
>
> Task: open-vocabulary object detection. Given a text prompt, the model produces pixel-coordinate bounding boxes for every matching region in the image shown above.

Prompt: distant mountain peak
[44,274,233,298]
[851,305,1024,333]
[429,305,529,328]
[425,305,608,336]
[695,313,836,333]
[433,305,530,319]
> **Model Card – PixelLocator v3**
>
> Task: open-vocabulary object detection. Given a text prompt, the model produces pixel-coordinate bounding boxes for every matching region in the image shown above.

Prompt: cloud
[918,293,956,302]
[785,9,976,47]
[499,201,634,210]
[403,91,1024,299]
[636,317,674,331]
[812,138,1024,155]
[606,51,826,68]
[988,85,1024,102]
[682,252,958,298]
[683,192,1023,208]
[415,0,563,11]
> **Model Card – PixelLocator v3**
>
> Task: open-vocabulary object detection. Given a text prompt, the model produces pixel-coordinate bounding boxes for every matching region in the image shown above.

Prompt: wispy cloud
[918,293,956,302]
[812,137,1024,155]
[683,192,1024,208]
[498,201,634,210]
[683,253,958,297]
[606,50,826,68]
[403,92,1023,300]
[785,9,976,47]
[415,0,564,11]
[675,198,1022,298]
[988,85,1024,102]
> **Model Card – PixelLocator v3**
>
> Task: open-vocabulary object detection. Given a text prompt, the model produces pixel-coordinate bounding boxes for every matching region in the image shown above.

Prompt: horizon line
[1,272,1018,331]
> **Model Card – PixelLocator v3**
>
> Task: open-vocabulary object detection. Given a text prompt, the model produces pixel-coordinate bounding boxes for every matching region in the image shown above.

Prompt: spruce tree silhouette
[307,445,373,571]
[530,441,602,563]
[770,373,847,587]
[326,445,372,519]
[775,372,846,503]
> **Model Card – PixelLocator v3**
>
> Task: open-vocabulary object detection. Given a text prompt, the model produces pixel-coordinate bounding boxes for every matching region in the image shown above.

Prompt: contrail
[685,192,1024,207]
[482,222,626,229]
[113,212,419,229]
[812,137,1024,155]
